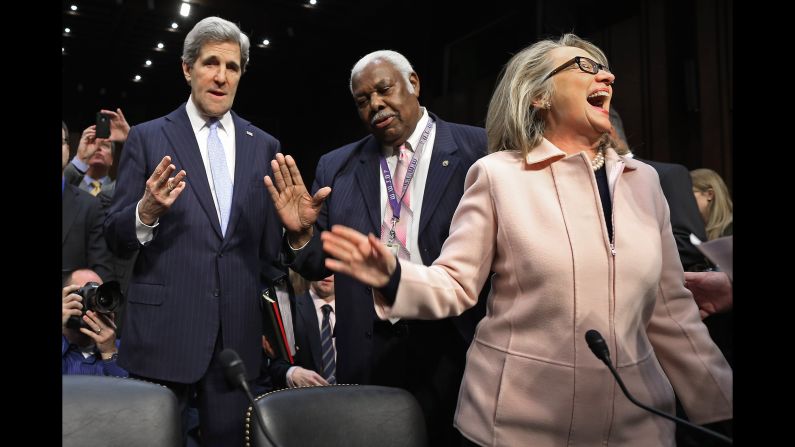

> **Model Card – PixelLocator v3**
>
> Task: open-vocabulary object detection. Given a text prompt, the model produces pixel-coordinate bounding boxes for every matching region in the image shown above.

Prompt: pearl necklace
[591,147,605,171]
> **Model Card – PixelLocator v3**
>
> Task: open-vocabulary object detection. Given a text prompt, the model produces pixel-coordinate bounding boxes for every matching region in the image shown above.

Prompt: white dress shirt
[286,288,336,387]
[136,96,237,243]
[378,107,436,263]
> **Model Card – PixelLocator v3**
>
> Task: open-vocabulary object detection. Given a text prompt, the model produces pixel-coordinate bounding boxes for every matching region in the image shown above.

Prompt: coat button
[365,286,372,293]
[213,289,220,297]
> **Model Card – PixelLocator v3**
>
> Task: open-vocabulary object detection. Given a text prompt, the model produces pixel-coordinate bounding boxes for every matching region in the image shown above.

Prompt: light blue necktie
[320,304,337,384]
[207,119,232,235]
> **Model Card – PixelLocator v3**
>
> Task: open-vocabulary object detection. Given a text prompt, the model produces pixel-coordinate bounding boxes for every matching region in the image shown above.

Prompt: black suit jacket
[641,159,710,271]
[287,114,488,446]
[62,183,115,283]
[105,104,282,383]
[268,291,325,388]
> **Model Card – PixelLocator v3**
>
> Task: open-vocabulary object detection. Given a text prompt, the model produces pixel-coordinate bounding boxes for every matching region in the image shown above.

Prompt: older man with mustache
[266,50,488,445]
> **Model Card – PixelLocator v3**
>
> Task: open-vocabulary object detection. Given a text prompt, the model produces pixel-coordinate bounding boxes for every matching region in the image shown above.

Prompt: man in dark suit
[268,274,337,389]
[104,17,282,446]
[62,121,114,284]
[266,50,488,445]
[608,107,709,271]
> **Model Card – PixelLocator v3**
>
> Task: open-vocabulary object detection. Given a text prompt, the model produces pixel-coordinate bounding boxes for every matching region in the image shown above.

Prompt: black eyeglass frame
[543,56,610,81]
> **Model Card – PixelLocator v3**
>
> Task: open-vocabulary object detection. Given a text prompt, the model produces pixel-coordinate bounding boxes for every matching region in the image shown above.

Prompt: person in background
[62,121,115,284]
[62,268,126,377]
[690,168,733,240]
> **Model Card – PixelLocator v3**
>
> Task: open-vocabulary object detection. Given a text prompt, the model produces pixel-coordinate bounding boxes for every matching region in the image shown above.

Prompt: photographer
[61,269,127,377]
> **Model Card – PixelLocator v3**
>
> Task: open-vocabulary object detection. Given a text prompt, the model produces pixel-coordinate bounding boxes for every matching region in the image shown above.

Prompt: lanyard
[379,118,435,225]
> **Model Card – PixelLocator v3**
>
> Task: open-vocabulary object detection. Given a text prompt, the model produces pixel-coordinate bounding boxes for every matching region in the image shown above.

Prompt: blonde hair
[486,33,610,157]
[690,168,733,240]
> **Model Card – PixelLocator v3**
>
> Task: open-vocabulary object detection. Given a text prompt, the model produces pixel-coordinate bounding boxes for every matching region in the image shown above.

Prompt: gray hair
[350,50,415,94]
[182,16,250,73]
[485,33,609,157]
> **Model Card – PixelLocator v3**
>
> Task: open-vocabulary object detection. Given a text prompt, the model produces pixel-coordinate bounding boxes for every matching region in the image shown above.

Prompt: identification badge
[385,242,400,258]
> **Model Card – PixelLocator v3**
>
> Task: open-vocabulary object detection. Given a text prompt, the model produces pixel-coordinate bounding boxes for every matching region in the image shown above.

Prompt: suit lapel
[222,113,255,246]
[420,118,460,234]
[62,185,79,243]
[163,106,223,240]
[297,292,323,370]
[354,138,383,233]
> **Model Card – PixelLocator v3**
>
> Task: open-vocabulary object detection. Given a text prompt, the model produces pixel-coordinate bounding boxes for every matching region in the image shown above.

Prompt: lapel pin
[442,160,449,167]
[246,131,253,136]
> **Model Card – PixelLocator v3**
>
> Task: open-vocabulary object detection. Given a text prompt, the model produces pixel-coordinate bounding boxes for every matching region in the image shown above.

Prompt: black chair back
[246,384,427,447]
[63,375,181,447]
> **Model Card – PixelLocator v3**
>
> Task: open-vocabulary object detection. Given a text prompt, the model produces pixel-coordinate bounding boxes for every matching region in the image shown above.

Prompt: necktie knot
[321,304,333,316]
[89,180,102,196]
[208,119,220,131]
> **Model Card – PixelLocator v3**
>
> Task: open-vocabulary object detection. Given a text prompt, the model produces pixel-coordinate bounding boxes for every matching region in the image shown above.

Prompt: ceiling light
[309,0,317,5]
[70,5,77,11]
[262,39,270,46]
[157,42,164,49]
[134,75,142,82]
[64,28,71,34]
[145,60,152,66]
[180,2,190,17]
[171,22,179,29]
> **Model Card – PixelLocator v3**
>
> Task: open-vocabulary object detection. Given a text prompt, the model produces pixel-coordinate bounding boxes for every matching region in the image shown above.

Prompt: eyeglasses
[544,56,610,81]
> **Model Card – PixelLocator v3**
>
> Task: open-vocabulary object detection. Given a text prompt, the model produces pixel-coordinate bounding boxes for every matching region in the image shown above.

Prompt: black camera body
[65,281,124,330]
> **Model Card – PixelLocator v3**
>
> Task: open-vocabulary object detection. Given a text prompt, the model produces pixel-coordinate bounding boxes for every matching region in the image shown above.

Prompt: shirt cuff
[135,200,159,245]
[71,157,89,173]
[285,366,298,388]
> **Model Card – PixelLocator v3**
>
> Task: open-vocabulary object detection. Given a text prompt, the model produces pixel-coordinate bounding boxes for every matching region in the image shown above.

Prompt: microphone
[584,330,732,445]
[218,348,274,444]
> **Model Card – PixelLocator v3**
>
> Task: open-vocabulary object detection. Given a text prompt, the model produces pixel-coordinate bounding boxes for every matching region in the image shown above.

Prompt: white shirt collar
[309,288,335,313]
[185,95,234,134]
[382,107,430,155]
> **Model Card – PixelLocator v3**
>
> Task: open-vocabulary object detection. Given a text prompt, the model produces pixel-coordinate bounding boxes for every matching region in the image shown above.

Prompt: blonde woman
[690,168,733,240]
[320,34,732,446]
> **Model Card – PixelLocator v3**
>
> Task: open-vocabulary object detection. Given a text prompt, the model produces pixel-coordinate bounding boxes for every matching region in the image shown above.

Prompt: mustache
[370,110,396,126]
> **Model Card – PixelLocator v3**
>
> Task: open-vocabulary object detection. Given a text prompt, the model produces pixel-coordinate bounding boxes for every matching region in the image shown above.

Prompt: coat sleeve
[375,159,497,319]
[645,182,733,424]
[104,126,150,257]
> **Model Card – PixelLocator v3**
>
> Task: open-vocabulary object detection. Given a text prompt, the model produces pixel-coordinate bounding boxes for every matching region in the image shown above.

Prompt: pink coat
[375,139,732,446]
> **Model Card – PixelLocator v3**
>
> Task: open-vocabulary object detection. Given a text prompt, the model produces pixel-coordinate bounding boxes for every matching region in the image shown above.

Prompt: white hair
[350,50,415,94]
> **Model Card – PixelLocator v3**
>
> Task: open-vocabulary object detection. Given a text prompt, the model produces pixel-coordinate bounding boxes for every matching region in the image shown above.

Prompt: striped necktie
[320,304,337,384]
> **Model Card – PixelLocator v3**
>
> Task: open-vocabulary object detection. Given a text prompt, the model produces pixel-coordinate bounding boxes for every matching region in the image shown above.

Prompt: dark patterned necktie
[320,304,337,384]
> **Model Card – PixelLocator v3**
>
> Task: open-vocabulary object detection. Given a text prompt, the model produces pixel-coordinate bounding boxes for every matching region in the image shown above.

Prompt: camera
[65,281,124,330]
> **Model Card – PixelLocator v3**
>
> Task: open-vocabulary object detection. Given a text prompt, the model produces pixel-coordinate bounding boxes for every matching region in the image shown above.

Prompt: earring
[536,99,551,110]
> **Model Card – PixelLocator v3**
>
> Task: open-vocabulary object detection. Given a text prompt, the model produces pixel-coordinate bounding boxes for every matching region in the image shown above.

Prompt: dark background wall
[62,0,732,190]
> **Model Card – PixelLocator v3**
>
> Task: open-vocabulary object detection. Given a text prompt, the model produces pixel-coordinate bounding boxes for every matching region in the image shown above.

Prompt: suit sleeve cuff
[376,257,401,305]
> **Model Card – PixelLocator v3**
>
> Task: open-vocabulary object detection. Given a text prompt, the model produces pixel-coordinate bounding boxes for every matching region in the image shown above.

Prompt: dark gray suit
[62,182,115,283]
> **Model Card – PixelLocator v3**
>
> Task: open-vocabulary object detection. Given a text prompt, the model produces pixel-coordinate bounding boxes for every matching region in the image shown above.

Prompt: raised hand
[264,153,331,247]
[100,108,131,143]
[138,155,187,225]
[76,125,98,163]
[321,225,396,288]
